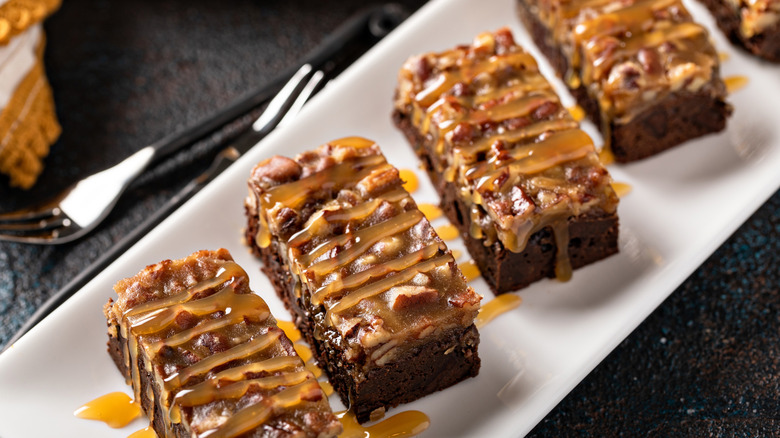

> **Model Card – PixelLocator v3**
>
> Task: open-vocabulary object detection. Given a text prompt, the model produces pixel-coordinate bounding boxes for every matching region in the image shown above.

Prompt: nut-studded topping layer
[726,0,780,37]
[394,28,618,280]
[106,249,340,438]
[246,138,480,368]
[530,0,725,122]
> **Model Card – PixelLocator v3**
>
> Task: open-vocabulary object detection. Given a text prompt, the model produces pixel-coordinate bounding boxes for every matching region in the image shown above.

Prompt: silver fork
[0,64,325,244]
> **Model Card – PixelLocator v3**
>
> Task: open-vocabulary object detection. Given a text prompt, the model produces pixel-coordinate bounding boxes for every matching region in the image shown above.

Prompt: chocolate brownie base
[698,0,780,62]
[393,110,619,293]
[248,231,481,423]
[516,0,731,162]
[106,322,193,438]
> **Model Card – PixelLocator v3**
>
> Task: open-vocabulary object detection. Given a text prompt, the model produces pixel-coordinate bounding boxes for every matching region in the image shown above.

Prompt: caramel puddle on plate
[128,425,157,438]
[476,294,522,329]
[611,182,632,198]
[435,224,459,241]
[338,409,430,438]
[451,249,463,260]
[277,320,301,342]
[74,392,141,428]
[398,169,419,193]
[598,147,615,165]
[459,260,481,282]
[418,203,442,221]
[566,104,585,122]
[724,75,749,93]
[280,321,332,395]
[718,52,730,62]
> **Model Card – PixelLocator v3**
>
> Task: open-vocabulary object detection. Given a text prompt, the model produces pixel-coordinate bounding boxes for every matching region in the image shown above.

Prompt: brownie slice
[393,28,620,294]
[244,137,481,423]
[104,248,341,438]
[516,0,732,162]
[699,0,780,61]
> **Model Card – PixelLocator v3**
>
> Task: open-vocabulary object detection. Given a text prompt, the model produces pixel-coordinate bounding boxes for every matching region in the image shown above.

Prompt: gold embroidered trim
[0,32,61,189]
[0,0,60,46]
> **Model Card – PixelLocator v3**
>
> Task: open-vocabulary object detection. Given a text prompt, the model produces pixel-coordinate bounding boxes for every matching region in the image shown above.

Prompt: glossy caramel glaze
[245,138,481,370]
[394,29,618,279]
[104,249,341,438]
[528,0,727,123]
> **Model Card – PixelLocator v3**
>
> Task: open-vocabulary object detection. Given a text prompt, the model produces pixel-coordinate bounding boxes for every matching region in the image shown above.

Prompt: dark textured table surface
[0,0,778,436]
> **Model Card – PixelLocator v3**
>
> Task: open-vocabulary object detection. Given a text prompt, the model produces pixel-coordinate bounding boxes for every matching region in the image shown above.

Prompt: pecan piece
[388,285,439,310]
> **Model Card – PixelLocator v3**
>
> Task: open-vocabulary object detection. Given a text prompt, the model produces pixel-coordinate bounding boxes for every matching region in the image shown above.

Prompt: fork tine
[0,206,60,223]
[0,215,68,233]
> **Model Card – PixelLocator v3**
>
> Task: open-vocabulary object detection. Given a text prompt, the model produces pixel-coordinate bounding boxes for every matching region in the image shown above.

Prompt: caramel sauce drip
[459,260,481,282]
[611,182,632,198]
[128,426,157,438]
[598,146,616,165]
[418,203,442,220]
[74,392,141,428]
[566,105,585,121]
[724,75,749,93]
[475,294,522,328]
[294,343,314,363]
[435,224,459,241]
[337,409,430,438]
[276,320,301,342]
[398,169,419,193]
[319,380,334,396]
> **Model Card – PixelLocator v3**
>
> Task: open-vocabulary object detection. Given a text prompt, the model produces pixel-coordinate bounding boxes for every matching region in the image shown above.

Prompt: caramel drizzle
[205,380,323,438]
[256,137,465,336]
[121,259,317,437]
[326,253,453,321]
[261,154,387,210]
[415,51,539,106]
[129,286,262,335]
[311,242,443,306]
[150,306,267,350]
[404,32,611,281]
[124,264,246,318]
[174,371,311,407]
[472,129,595,192]
[554,0,715,119]
[287,188,408,248]
[303,210,424,277]
[164,330,283,391]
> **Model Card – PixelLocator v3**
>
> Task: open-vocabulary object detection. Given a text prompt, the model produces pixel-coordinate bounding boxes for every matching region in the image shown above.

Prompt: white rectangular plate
[1,0,778,436]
